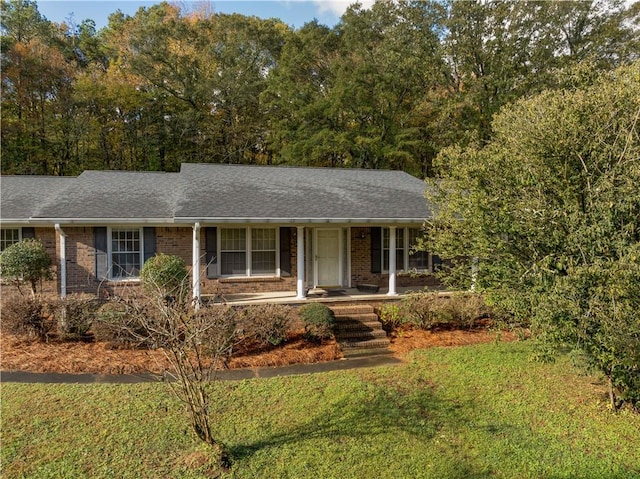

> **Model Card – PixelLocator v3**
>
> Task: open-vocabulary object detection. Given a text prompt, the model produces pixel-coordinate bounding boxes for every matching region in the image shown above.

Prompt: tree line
[2,0,638,177]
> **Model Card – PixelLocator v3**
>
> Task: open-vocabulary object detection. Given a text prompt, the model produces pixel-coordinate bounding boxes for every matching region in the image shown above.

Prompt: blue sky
[36,1,366,30]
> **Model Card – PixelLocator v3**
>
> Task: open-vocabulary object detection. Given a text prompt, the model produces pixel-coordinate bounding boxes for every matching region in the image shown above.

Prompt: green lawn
[2,341,639,478]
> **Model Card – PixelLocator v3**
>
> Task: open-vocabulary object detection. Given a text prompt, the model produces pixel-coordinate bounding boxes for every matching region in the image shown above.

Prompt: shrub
[239,304,292,346]
[1,297,54,341]
[439,293,488,328]
[298,303,335,341]
[55,296,102,341]
[193,305,239,367]
[400,292,440,330]
[140,254,189,299]
[92,300,151,347]
[0,239,52,297]
[378,303,403,331]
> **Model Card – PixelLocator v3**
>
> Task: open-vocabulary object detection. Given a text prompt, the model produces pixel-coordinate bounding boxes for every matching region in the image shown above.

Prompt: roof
[1,164,431,225]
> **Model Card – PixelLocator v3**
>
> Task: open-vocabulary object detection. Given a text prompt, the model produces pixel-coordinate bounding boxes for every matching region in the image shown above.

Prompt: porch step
[330,304,391,355]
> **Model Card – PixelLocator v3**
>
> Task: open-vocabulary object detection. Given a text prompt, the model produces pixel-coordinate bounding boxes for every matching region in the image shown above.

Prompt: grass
[2,341,640,478]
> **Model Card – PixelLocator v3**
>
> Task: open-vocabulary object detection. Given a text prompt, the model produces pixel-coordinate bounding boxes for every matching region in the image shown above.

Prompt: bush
[0,239,52,297]
[239,304,292,346]
[92,300,151,348]
[400,292,440,330]
[298,303,335,341]
[379,303,403,331]
[140,254,189,299]
[54,296,102,340]
[439,293,488,328]
[193,305,239,367]
[1,297,54,341]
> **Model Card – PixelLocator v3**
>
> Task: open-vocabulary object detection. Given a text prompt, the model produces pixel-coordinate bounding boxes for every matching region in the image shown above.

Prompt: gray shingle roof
[0,176,76,222]
[1,164,431,224]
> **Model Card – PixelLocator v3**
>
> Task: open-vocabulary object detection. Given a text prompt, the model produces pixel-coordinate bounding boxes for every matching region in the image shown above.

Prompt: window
[220,227,278,277]
[408,228,428,271]
[0,229,20,252]
[220,228,247,275]
[110,228,142,279]
[382,227,431,273]
[251,228,276,275]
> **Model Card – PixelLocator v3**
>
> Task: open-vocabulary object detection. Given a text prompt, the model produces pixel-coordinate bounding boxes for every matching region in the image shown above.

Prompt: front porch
[206,285,444,306]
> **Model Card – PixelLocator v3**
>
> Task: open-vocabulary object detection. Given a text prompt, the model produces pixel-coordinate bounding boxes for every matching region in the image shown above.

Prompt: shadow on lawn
[226,378,491,478]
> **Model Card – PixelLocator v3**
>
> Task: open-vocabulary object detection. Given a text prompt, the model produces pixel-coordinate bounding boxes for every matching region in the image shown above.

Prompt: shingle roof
[0,176,75,222]
[1,164,431,224]
[175,164,431,221]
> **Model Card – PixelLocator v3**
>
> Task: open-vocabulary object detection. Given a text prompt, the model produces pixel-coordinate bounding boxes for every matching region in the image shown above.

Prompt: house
[0,163,440,301]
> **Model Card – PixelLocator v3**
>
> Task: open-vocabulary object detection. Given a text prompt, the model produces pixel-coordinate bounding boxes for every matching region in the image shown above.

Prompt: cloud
[311,0,375,17]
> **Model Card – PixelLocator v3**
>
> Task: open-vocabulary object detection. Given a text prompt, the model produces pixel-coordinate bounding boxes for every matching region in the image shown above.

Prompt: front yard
[3,341,639,478]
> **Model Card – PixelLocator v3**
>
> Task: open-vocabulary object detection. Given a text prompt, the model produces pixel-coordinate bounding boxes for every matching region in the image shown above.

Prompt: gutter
[173,217,429,224]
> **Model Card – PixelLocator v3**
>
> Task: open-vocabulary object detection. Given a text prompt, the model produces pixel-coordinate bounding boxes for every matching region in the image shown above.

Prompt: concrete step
[334,320,384,331]
[334,313,380,323]
[339,337,391,350]
[336,328,388,340]
[330,305,376,316]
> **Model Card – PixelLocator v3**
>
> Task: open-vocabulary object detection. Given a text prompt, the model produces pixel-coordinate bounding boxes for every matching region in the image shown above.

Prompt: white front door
[315,229,341,287]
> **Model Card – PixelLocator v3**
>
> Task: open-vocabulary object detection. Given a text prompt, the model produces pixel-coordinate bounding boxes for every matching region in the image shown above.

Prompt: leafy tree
[0,239,52,297]
[426,63,640,410]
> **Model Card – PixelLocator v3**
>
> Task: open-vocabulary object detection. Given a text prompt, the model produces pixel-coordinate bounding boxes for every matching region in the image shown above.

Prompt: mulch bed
[1,324,517,375]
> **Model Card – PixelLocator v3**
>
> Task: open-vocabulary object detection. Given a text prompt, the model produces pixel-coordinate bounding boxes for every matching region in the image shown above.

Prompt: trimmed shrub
[92,300,150,348]
[193,305,239,367]
[400,292,440,330]
[439,293,489,328]
[379,303,403,331]
[1,297,53,341]
[140,254,189,299]
[298,303,335,341]
[55,296,102,341]
[239,304,292,346]
[0,239,52,297]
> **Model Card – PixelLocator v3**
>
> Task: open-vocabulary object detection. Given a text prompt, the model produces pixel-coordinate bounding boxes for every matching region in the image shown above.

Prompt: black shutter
[94,227,108,279]
[370,227,382,273]
[280,227,292,277]
[143,227,156,264]
[21,227,35,239]
[205,227,218,278]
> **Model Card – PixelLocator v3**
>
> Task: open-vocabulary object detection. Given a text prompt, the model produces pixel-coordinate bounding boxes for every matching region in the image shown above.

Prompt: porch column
[55,224,67,298]
[296,226,306,299]
[192,222,201,307]
[387,226,398,296]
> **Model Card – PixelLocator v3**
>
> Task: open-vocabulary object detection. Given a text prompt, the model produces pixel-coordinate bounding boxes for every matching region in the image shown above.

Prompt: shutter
[279,227,292,277]
[370,227,382,273]
[22,227,35,239]
[205,227,218,278]
[143,227,156,264]
[432,254,443,272]
[94,227,108,279]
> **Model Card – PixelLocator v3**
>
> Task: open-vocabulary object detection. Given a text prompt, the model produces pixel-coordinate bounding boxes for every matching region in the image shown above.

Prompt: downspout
[54,224,67,298]
[192,222,201,308]
[387,226,398,296]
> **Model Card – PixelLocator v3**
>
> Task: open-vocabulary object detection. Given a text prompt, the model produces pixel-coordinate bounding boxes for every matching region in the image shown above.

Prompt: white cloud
[311,0,375,17]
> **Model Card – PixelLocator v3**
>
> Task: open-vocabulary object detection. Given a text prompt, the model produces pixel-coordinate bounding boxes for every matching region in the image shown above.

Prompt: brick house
[1,164,440,301]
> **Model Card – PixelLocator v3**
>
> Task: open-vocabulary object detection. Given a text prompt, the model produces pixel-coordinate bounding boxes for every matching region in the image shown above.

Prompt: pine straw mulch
[1,322,518,375]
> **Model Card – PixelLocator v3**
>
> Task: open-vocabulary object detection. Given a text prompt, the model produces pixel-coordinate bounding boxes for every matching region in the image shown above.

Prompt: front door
[316,229,341,287]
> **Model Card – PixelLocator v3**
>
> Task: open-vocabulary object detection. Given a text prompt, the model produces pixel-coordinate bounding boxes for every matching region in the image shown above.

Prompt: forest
[1,0,638,177]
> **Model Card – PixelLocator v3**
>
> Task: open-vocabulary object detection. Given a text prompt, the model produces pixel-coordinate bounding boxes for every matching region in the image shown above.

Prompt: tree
[0,239,52,297]
[426,63,640,410]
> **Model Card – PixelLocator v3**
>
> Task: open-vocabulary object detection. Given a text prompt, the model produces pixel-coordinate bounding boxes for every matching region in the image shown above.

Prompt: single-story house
[0,163,440,301]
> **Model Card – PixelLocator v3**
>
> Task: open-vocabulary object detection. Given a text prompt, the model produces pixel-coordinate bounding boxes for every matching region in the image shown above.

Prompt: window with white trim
[382,227,432,273]
[0,228,21,252]
[220,227,278,277]
[110,228,142,279]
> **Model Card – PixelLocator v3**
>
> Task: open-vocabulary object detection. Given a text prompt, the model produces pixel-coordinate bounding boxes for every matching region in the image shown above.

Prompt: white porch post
[192,222,201,307]
[54,224,67,298]
[387,226,398,296]
[470,257,479,292]
[296,226,306,299]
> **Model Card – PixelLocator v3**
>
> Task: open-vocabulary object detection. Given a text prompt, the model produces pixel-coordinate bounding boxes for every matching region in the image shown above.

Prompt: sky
[36,0,372,30]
